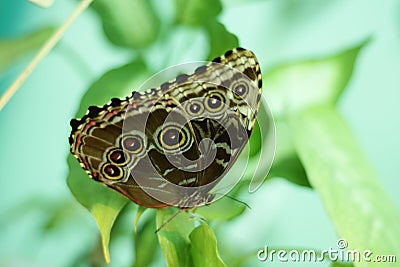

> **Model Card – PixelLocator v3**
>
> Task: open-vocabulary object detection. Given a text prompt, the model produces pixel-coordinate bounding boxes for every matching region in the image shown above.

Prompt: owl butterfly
[69,48,262,211]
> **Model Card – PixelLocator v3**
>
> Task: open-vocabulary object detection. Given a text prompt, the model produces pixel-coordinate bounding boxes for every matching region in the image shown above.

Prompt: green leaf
[74,59,149,117]
[134,206,147,232]
[92,0,161,49]
[290,106,400,267]
[267,120,310,187]
[173,0,238,60]
[268,154,310,187]
[265,41,367,120]
[66,155,127,263]
[0,26,55,73]
[174,0,222,26]
[189,222,226,267]
[330,262,354,267]
[248,120,262,157]
[67,155,126,210]
[271,120,296,164]
[156,208,194,267]
[261,42,366,188]
[206,21,239,60]
[91,203,124,264]
[133,212,159,267]
[67,59,150,263]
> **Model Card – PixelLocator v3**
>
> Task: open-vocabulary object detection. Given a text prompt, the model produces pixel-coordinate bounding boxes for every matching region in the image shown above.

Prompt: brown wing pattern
[69,48,262,208]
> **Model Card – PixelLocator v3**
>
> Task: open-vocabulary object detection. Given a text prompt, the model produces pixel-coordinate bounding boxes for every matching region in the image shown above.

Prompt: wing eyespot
[102,163,124,181]
[108,149,130,166]
[233,81,249,98]
[204,92,225,113]
[121,134,144,154]
[185,100,204,116]
[158,125,186,151]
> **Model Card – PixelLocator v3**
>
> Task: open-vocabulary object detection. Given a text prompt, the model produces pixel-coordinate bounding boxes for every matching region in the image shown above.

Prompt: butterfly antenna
[155,209,183,234]
[215,193,252,210]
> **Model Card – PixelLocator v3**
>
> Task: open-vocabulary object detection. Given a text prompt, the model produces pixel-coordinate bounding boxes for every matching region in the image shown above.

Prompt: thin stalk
[0,0,94,111]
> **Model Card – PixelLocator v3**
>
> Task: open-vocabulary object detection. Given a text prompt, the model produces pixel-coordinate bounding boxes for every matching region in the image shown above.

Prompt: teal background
[0,0,399,266]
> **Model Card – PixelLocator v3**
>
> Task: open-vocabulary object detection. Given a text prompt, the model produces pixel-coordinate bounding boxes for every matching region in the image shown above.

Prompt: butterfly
[69,48,262,210]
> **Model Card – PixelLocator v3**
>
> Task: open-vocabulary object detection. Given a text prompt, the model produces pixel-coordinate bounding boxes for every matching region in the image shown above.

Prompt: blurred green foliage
[91,0,161,49]
[2,0,400,266]
[0,26,54,74]
[67,0,244,264]
[66,0,400,266]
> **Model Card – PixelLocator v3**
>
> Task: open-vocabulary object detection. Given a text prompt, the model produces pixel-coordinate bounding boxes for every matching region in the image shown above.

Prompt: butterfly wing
[69,48,262,208]
[139,48,262,187]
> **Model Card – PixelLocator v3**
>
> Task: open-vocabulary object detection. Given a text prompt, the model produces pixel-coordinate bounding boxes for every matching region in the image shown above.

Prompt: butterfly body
[69,48,262,209]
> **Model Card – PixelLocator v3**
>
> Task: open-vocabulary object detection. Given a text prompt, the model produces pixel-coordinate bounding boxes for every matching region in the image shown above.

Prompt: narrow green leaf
[156,208,194,267]
[91,204,121,264]
[0,26,55,73]
[290,106,400,267]
[265,41,367,120]
[174,0,222,26]
[92,0,160,49]
[189,222,226,267]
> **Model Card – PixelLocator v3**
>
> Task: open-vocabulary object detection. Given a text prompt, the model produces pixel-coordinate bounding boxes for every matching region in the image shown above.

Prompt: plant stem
[0,0,94,111]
